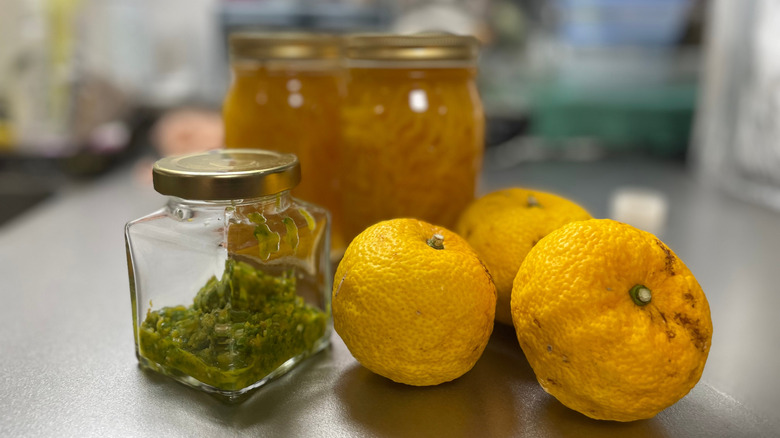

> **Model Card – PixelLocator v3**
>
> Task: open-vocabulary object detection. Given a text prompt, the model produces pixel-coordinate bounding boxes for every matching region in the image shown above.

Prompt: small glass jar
[125,149,332,401]
[222,32,346,257]
[340,34,485,243]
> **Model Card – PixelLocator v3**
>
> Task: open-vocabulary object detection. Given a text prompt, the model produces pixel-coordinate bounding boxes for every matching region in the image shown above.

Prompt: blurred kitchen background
[0,0,777,226]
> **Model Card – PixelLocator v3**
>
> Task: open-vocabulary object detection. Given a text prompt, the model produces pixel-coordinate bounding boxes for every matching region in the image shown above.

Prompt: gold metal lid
[344,33,479,61]
[152,149,301,200]
[229,32,342,61]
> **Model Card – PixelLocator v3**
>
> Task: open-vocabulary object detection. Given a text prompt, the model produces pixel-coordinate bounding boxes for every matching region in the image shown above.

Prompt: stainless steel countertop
[1,154,778,437]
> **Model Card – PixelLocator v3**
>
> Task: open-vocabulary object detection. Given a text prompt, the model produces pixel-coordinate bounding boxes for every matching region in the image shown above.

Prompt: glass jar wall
[125,149,332,401]
[222,33,346,256]
[339,34,485,243]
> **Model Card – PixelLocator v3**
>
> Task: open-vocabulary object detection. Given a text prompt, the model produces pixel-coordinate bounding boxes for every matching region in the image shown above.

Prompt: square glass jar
[125,149,332,401]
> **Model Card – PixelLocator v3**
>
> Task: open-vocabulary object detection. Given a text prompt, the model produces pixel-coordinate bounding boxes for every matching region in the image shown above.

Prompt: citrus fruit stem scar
[527,194,540,207]
[629,284,652,306]
[427,234,445,250]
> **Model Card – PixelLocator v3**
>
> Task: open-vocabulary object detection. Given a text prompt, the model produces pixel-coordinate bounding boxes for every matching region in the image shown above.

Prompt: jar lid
[229,32,342,61]
[152,149,301,200]
[344,33,479,62]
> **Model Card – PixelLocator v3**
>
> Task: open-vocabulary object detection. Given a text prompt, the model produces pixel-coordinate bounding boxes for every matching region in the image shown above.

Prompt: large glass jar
[340,34,485,242]
[125,149,332,401]
[222,33,346,257]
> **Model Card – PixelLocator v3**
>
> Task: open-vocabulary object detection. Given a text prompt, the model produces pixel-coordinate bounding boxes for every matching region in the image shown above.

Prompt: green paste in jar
[138,259,327,391]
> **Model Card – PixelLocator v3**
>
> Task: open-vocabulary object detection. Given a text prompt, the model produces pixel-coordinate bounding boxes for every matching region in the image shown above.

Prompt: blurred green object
[530,79,697,157]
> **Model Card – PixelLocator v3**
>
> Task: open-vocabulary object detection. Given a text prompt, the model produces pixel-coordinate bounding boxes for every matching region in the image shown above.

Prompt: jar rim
[343,33,480,62]
[229,32,342,61]
[152,149,301,201]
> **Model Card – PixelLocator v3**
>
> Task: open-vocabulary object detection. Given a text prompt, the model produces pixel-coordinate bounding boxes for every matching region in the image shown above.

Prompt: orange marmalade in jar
[340,34,485,243]
[223,33,346,256]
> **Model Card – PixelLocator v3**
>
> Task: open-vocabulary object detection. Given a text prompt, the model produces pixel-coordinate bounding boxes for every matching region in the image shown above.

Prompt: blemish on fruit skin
[562,354,569,363]
[666,330,676,340]
[478,260,495,286]
[656,239,676,276]
[547,344,553,352]
[546,377,558,386]
[334,271,348,298]
[687,367,701,382]
[533,318,542,329]
[673,312,708,352]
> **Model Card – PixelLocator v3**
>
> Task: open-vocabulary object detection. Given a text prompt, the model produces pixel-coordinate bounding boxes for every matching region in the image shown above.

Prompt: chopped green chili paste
[139,259,327,391]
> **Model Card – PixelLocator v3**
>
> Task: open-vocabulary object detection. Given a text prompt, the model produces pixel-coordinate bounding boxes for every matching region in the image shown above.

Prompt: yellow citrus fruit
[332,218,496,386]
[511,219,713,421]
[455,188,591,325]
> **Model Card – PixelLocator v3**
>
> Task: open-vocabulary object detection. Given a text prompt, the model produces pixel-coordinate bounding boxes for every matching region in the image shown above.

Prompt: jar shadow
[134,345,337,433]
